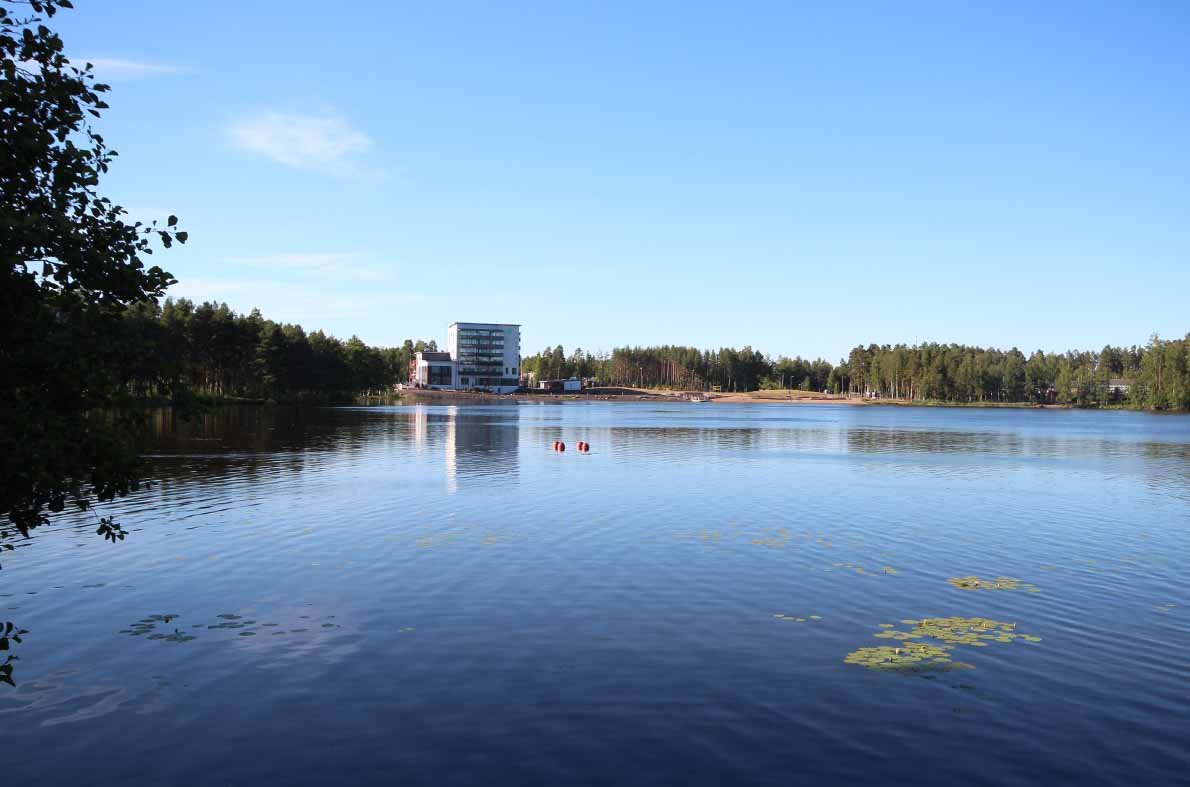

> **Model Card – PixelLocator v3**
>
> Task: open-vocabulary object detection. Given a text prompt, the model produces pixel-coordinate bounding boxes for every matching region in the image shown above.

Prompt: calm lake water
[2,402,1188,785]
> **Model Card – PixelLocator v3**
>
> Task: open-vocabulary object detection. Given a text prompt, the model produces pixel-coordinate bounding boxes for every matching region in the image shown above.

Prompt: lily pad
[844,616,1040,672]
[947,576,1039,593]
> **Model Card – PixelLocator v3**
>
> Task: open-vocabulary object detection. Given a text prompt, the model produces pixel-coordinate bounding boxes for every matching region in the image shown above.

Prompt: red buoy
[578,441,590,452]
[557,441,566,451]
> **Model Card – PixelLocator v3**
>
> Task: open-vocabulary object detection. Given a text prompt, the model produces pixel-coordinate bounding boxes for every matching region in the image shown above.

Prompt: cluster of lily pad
[827,562,899,576]
[120,612,346,642]
[773,613,822,624]
[843,643,969,671]
[947,576,1040,593]
[122,614,196,643]
[845,616,1041,672]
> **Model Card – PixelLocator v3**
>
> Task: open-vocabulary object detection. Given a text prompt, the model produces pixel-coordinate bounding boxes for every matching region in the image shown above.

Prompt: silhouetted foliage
[0,621,27,686]
[1,0,186,538]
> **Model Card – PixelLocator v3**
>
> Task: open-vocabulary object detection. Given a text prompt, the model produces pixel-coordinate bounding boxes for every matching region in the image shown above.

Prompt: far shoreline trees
[521,334,1190,410]
[123,297,432,403]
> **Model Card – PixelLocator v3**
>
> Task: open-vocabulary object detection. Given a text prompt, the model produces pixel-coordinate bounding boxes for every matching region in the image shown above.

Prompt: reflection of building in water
[411,406,433,454]
[401,406,520,491]
[444,410,520,492]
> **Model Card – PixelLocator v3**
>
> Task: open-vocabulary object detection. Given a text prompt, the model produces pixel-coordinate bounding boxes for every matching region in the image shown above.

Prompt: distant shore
[393,387,1087,409]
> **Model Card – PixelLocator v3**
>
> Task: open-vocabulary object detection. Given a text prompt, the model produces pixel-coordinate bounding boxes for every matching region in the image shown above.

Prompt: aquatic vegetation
[121,611,341,643]
[121,615,200,643]
[123,614,182,637]
[844,616,1040,672]
[900,617,1038,646]
[145,614,180,623]
[1155,603,1177,614]
[843,643,965,671]
[750,527,793,548]
[947,576,1040,593]
[775,609,813,623]
[158,630,197,643]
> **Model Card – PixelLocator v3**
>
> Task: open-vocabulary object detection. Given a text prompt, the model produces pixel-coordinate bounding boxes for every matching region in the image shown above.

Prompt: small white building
[539,378,582,393]
[411,351,456,388]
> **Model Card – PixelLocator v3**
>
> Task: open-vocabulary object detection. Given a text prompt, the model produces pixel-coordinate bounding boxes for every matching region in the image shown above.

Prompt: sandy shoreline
[398,387,861,405]
[393,387,1070,409]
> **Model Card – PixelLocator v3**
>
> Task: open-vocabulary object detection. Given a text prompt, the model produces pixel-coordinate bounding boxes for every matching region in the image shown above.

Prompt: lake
[2,402,1188,785]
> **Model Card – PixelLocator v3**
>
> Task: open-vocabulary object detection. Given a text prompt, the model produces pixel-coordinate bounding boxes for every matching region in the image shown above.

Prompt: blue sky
[54,1,1189,361]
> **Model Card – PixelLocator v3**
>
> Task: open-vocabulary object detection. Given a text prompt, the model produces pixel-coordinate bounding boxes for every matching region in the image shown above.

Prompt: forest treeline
[115,298,1189,409]
[520,335,1190,409]
[121,298,433,402]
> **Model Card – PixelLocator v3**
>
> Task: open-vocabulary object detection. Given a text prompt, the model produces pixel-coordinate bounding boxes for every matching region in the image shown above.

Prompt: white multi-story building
[409,322,521,394]
[448,322,521,394]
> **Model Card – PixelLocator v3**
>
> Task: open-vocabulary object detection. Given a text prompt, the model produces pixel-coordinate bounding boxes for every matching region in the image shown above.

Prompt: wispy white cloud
[227,111,373,173]
[74,57,185,79]
[222,252,392,282]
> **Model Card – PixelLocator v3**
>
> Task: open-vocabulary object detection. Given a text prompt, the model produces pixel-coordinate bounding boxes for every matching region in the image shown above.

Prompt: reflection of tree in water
[1,621,28,686]
[141,405,443,493]
[844,428,1023,456]
[588,426,838,457]
[148,405,393,454]
[844,428,1190,466]
[1142,442,1190,503]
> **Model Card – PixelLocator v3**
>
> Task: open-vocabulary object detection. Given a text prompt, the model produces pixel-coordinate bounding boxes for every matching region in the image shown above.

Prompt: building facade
[447,322,521,394]
[410,351,456,388]
[408,322,521,394]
